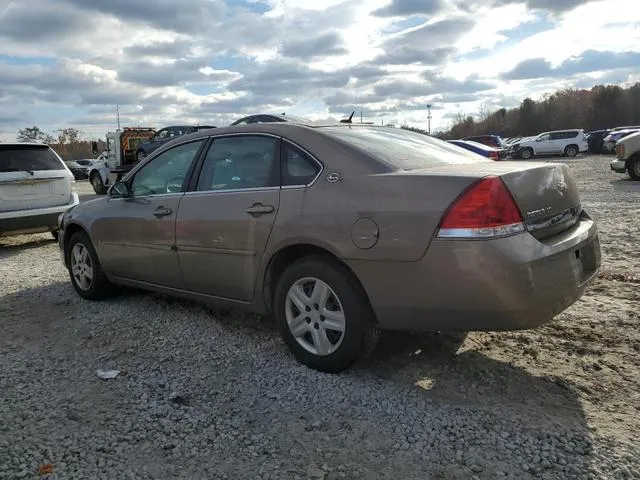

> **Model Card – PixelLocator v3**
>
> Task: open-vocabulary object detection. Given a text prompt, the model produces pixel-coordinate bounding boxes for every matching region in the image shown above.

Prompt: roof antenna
[340,111,355,124]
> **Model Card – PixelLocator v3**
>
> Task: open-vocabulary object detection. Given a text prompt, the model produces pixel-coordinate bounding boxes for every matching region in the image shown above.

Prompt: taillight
[437,176,525,238]
[616,143,625,158]
[489,151,499,160]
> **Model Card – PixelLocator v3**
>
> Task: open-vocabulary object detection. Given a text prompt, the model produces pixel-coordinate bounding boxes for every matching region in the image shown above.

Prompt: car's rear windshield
[319,126,489,170]
[0,145,64,172]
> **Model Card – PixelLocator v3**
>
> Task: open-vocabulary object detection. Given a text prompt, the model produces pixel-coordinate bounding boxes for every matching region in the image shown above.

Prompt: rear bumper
[610,159,626,173]
[348,214,600,332]
[0,193,79,237]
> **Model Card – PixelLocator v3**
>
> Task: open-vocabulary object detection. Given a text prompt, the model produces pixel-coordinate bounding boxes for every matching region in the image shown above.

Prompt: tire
[273,255,381,373]
[67,231,116,300]
[564,145,578,157]
[90,172,106,195]
[520,148,533,160]
[137,150,147,162]
[629,158,640,181]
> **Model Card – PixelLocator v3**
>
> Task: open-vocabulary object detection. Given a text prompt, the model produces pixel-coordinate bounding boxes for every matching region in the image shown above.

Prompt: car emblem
[326,172,342,183]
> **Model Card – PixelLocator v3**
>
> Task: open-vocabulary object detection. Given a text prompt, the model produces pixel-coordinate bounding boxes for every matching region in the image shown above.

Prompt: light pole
[426,104,432,135]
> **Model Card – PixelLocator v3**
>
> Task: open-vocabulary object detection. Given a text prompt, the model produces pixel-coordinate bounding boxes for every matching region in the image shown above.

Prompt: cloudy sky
[1,0,639,140]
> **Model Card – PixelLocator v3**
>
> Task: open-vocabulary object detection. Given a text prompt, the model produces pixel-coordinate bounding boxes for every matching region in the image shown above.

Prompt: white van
[510,129,589,159]
[0,143,79,239]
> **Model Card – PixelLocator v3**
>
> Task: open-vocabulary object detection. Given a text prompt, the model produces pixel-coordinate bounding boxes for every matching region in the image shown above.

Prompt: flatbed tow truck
[88,127,156,194]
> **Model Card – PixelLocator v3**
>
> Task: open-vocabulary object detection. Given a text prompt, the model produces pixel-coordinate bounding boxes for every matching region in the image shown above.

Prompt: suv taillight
[437,176,524,239]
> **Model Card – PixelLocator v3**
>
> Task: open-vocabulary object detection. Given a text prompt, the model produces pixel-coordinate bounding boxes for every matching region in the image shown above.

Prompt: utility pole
[360,111,363,123]
[427,104,432,135]
[116,105,121,131]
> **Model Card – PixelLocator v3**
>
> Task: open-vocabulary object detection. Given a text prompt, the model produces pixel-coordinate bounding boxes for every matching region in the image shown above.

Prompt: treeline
[16,126,105,161]
[441,82,640,139]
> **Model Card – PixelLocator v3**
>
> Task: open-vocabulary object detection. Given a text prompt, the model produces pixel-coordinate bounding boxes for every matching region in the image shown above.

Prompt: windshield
[319,126,489,170]
[0,145,64,172]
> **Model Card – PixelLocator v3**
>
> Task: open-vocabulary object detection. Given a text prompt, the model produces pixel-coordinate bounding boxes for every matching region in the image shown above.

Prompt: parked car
[448,140,507,160]
[585,129,610,154]
[1,143,79,239]
[602,129,640,153]
[610,130,640,180]
[65,161,90,180]
[509,129,588,159]
[74,158,99,168]
[135,125,216,162]
[230,113,312,125]
[460,135,504,149]
[57,123,600,373]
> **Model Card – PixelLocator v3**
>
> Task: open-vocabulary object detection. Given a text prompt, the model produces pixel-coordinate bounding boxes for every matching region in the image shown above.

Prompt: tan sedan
[58,123,601,372]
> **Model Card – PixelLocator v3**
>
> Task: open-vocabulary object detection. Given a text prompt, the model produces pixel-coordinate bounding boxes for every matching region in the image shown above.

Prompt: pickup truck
[610,131,640,180]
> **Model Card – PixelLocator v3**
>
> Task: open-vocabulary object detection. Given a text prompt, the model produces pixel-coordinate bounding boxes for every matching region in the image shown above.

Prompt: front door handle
[245,203,274,217]
[153,206,173,218]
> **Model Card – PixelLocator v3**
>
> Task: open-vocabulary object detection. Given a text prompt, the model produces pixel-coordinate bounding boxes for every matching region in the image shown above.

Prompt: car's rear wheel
[520,148,533,160]
[274,255,380,373]
[90,172,106,195]
[67,231,115,300]
[565,145,578,157]
[629,158,640,180]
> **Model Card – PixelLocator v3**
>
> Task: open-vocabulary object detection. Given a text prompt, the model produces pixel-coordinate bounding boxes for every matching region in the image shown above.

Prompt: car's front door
[96,139,205,288]
[175,134,281,301]
[534,133,552,154]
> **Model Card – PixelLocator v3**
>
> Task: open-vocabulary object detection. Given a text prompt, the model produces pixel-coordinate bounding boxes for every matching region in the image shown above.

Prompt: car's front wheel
[274,255,381,373]
[629,157,640,180]
[520,148,533,160]
[90,172,106,195]
[67,231,116,300]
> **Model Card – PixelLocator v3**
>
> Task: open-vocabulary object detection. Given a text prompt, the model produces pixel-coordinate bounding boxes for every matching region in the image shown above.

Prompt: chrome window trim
[184,186,281,197]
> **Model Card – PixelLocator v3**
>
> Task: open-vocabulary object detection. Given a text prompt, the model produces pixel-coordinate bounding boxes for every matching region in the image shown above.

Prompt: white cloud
[0,0,638,138]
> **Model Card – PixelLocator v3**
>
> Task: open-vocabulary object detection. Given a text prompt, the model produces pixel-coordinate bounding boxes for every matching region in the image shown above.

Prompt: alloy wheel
[285,277,346,356]
[71,243,94,291]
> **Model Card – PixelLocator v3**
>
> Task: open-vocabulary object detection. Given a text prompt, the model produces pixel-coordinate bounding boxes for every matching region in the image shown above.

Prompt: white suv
[0,143,79,239]
[510,129,589,160]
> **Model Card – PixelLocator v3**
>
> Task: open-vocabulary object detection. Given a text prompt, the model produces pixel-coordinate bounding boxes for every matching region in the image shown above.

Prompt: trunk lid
[0,145,73,212]
[401,161,582,240]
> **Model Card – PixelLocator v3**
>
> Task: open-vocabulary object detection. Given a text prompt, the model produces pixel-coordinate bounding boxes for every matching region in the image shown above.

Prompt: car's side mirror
[109,181,131,198]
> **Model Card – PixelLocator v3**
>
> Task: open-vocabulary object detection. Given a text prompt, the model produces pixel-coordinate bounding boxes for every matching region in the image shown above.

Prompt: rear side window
[320,126,488,170]
[196,135,279,191]
[282,142,321,186]
[0,145,64,172]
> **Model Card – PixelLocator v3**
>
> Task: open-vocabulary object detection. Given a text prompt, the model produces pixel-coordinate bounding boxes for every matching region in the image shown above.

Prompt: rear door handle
[153,206,173,218]
[245,203,274,217]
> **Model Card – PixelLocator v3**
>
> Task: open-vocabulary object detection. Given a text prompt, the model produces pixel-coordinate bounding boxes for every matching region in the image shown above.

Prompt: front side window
[196,135,278,191]
[282,142,321,186]
[537,134,550,142]
[131,140,203,196]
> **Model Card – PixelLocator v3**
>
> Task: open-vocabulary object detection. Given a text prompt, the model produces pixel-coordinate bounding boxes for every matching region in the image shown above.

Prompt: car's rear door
[175,134,281,301]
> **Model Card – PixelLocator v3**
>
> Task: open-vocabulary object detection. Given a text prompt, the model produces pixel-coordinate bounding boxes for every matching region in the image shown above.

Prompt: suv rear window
[0,145,64,172]
[320,126,488,170]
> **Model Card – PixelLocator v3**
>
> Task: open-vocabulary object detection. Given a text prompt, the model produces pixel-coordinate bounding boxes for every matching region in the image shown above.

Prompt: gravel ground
[1,161,638,480]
